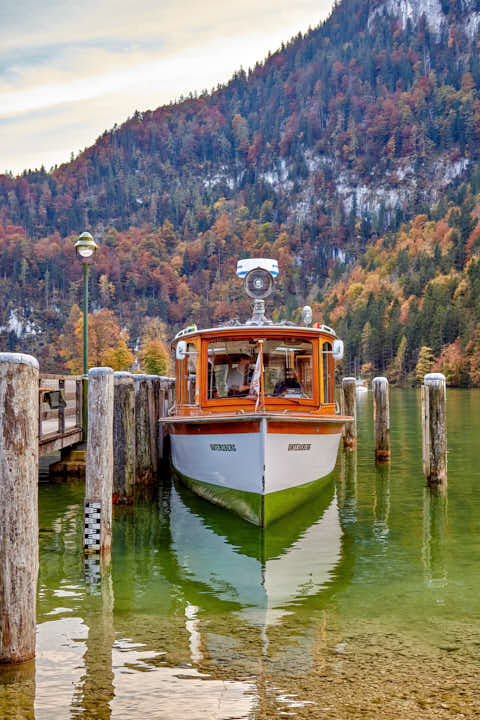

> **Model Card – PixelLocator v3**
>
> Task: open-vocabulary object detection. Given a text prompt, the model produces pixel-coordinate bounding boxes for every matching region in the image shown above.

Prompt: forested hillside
[1,0,480,382]
[319,175,480,385]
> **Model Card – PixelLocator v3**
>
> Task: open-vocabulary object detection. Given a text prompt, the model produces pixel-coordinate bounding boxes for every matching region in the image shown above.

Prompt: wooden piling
[421,384,429,477]
[158,378,174,466]
[422,373,447,485]
[133,375,153,485]
[85,367,114,554]
[113,372,135,503]
[372,377,390,461]
[342,377,357,449]
[0,353,39,664]
[146,375,160,477]
[158,384,167,463]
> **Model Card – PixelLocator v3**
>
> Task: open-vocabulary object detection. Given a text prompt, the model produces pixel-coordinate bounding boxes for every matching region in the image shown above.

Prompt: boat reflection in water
[169,475,342,629]
[18,477,346,720]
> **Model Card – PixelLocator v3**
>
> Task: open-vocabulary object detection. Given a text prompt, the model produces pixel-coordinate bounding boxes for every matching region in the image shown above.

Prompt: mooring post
[113,372,135,503]
[0,353,39,664]
[133,375,153,485]
[372,377,390,461]
[158,378,174,467]
[158,384,166,463]
[422,373,447,486]
[146,375,160,478]
[84,367,114,554]
[342,377,357,449]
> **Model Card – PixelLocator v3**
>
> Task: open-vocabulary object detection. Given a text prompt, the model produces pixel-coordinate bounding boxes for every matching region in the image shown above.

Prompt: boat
[355,378,368,393]
[161,258,350,527]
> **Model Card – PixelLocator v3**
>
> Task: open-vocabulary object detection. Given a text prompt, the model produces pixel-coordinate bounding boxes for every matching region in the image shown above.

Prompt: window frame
[201,333,319,409]
[176,338,200,406]
[321,340,334,405]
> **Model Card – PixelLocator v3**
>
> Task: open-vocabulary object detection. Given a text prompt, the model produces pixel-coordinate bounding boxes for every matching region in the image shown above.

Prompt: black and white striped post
[84,367,114,554]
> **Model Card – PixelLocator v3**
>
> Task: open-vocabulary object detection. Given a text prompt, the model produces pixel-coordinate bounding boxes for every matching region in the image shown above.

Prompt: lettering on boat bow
[288,443,312,451]
[210,443,237,452]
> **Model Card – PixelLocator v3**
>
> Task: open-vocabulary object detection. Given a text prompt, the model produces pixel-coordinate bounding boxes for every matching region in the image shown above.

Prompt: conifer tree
[388,335,407,385]
[415,346,434,383]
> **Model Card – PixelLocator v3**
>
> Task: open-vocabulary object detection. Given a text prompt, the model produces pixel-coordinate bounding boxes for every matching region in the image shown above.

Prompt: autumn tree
[102,339,134,371]
[141,339,169,375]
[360,362,374,380]
[60,308,131,373]
[432,338,469,387]
[99,274,115,307]
[467,323,480,387]
[415,346,434,384]
[138,317,170,374]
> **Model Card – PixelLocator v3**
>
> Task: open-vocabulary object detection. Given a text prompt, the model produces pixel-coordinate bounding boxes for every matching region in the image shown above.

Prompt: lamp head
[237,258,278,300]
[75,232,98,260]
[244,267,274,299]
[301,305,313,326]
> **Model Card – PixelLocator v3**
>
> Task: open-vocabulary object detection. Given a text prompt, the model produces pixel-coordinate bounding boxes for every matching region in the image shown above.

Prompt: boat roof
[172,322,337,345]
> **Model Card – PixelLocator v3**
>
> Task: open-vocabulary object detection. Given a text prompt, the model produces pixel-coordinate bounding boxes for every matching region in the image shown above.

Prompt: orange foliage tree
[59,308,132,372]
[432,338,470,387]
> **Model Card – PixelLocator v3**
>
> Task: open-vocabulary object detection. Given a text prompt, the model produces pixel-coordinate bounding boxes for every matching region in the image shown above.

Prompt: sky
[0,0,335,176]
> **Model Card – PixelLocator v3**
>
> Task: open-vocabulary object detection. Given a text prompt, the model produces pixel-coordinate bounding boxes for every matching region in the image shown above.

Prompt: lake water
[1,388,480,719]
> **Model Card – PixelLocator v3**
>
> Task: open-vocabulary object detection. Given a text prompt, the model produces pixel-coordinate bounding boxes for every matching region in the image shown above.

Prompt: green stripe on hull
[173,468,334,527]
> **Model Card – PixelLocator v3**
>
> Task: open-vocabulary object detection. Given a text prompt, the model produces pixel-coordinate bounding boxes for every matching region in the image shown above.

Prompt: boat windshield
[206,337,313,400]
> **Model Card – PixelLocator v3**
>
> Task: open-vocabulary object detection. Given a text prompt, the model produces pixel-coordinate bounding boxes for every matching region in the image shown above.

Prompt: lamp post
[74,232,98,434]
[74,232,98,375]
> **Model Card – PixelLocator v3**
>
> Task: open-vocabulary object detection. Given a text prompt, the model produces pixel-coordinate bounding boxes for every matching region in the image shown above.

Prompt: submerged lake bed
[1,388,480,719]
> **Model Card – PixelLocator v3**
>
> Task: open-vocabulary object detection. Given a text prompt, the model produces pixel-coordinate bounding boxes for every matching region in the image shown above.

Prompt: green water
[2,389,480,719]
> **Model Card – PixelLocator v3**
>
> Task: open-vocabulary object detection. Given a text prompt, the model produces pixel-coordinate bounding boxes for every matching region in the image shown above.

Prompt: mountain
[369,0,480,38]
[0,0,479,383]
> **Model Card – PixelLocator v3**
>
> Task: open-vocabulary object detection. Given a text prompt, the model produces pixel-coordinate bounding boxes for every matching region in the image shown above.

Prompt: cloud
[1,0,335,174]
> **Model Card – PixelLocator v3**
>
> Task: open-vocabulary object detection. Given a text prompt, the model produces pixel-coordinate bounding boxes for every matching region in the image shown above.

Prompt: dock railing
[39,374,84,456]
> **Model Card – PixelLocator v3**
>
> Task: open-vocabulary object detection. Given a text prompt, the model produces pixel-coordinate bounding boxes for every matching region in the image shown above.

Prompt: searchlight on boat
[237,258,279,324]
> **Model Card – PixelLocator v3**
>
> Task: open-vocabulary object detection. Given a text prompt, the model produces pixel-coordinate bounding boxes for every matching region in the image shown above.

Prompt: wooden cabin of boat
[172,323,339,416]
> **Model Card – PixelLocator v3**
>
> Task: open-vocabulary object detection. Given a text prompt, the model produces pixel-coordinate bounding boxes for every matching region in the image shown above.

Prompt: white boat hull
[169,416,343,525]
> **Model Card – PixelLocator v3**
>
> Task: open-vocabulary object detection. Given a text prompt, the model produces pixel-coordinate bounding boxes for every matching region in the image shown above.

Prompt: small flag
[249,350,262,410]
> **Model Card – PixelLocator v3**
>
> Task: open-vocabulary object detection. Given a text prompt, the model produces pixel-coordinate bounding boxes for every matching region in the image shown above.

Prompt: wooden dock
[39,374,84,456]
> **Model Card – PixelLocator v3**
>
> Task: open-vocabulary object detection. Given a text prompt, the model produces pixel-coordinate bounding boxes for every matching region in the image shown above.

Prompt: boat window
[184,343,198,404]
[206,340,257,399]
[322,341,333,403]
[206,337,314,400]
[263,338,313,399]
